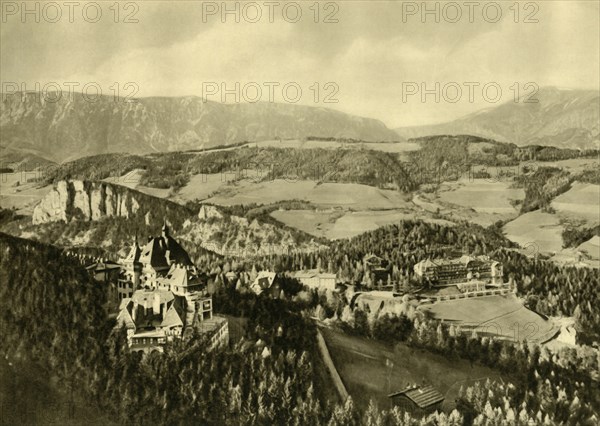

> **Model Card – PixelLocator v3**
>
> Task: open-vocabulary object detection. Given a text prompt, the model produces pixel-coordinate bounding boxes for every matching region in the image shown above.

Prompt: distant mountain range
[0,92,399,162]
[2,87,597,165]
[395,87,599,150]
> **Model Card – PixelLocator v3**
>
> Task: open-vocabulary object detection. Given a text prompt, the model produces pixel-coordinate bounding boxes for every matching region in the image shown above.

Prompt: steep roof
[116,304,136,329]
[138,234,193,270]
[161,303,185,329]
[293,269,336,279]
[139,237,170,269]
[388,385,444,409]
[163,235,193,266]
[251,271,277,294]
[363,254,383,265]
[123,242,141,263]
[86,261,121,272]
[164,264,204,289]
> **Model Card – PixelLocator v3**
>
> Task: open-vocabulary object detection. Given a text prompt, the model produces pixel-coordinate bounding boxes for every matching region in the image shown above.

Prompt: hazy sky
[2,0,599,127]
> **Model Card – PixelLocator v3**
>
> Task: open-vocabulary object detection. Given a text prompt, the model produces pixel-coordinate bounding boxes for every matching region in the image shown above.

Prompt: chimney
[153,293,161,319]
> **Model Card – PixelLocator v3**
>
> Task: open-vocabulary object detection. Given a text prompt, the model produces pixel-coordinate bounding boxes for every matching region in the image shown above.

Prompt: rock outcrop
[184,206,324,258]
[33,180,141,224]
[31,179,324,258]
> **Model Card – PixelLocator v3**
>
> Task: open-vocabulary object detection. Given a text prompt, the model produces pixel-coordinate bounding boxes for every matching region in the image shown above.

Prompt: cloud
[1,1,598,128]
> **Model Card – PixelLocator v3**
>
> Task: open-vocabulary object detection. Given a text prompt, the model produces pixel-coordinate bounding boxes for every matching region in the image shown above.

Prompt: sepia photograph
[0,1,599,424]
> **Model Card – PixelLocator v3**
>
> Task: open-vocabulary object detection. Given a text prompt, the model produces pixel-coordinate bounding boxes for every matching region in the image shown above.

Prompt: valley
[2,2,599,423]
[1,136,598,261]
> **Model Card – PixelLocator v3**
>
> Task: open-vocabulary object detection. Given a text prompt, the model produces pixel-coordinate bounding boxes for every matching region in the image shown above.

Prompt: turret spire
[162,218,169,237]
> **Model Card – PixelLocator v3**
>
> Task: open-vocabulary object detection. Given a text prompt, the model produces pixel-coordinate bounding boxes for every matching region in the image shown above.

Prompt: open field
[102,169,143,188]
[321,327,504,412]
[538,158,599,174]
[470,158,598,178]
[578,236,600,261]
[271,208,454,240]
[550,236,600,269]
[420,295,559,344]
[551,183,600,225]
[416,178,524,226]
[436,178,524,215]
[270,209,340,238]
[171,173,235,203]
[218,139,420,153]
[0,172,51,214]
[503,211,564,254]
[103,170,172,199]
[205,179,412,209]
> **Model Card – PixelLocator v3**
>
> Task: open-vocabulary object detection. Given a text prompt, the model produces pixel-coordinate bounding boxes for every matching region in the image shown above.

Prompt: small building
[86,260,121,284]
[250,271,279,296]
[388,385,444,415]
[293,269,337,292]
[363,254,390,286]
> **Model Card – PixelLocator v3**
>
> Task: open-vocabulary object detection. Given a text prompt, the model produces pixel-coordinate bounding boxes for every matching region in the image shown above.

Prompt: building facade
[414,255,503,287]
[388,385,444,415]
[363,254,390,286]
[116,222,228,354]
[293,269,337,292]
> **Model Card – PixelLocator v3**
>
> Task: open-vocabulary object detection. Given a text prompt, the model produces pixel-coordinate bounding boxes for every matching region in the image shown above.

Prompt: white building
[293,269,337,291]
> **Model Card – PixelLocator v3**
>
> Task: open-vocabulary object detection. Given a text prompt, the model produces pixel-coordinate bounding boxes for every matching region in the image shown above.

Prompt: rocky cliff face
[1,92,400,162]
[33,180,141,224]
[30,180,322,258]
[182,208,324,258]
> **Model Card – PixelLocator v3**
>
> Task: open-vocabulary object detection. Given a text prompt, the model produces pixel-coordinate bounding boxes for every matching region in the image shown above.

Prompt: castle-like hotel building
[116,223,228,354]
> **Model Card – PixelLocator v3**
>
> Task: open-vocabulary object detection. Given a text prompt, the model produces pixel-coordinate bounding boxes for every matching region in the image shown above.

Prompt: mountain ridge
[395,87,600,149]
[0,92,400,162]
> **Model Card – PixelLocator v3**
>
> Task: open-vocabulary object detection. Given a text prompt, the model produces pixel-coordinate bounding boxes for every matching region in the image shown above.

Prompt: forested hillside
[0,233,456,425]
[244,219,600,343]
[513,167,573,213]
[42,148,418,192]
[0,233,324,424]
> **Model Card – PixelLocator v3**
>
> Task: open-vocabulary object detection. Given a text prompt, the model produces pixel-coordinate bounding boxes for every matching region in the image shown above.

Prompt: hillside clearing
[503,211,564,254]
[551,183,600,225]
[0,173,51,214]
[205,180,411,209]
[436,178,524,214]
[271,209,454,240]
[321,327,504,412]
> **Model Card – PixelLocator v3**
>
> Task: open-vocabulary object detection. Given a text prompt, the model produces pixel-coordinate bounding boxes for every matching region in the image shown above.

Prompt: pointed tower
[162,218,170,238]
